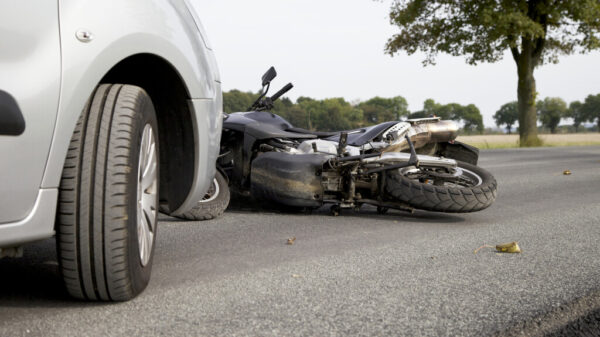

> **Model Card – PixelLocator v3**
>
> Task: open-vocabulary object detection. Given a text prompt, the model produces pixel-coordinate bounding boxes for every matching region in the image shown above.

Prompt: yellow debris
[474,241,522,254]
[495,241,522,253]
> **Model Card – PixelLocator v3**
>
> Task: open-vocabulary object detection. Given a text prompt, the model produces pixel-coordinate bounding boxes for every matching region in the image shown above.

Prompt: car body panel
[0,190,58,247]
[0,0,222,247]
[42,0,220,189]
[0,1,61,224]
[172,94,223,216]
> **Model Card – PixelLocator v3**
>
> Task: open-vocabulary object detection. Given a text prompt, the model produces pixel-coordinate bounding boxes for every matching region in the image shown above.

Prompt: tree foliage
[223,91,415,131]
[566,100,586,131]
[409,99,484,133]
[358,96,410,124]
[386,0,600,65]
[222,89,259,114]
[385,0,600,145]
[582,93,600,131]
[494,101,519,133]
[537,97,567,133]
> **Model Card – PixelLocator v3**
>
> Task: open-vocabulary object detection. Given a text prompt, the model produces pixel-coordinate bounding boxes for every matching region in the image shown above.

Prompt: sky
[191,0,600,128]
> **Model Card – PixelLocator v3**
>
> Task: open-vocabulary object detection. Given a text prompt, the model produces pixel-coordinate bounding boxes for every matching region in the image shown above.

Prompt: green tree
[282,105,310,129]
[582,93,600,132]
[385,1,600,146]
[494,102,519,134]
[358,96,409,124]
[222,90,258,113]
[297,96,322,130]
[410,99,450,119]
[537,97,567,133]
[566,101,586,132]
[409,99,484,133]
[458,104,484,134]
[317,98,361,131]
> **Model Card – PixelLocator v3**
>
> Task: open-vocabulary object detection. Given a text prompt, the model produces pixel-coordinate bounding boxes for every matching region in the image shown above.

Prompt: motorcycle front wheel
[176,171,230,220]
[385,161,497,213]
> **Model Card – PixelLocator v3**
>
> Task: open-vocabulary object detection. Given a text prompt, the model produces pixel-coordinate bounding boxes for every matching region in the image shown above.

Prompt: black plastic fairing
[224,110,315,139]
[325,121,398,146]
[251,152,326,207]
[436,141,479,165]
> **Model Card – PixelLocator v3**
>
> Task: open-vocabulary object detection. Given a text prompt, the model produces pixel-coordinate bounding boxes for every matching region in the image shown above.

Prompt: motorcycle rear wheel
[385,161,497,213]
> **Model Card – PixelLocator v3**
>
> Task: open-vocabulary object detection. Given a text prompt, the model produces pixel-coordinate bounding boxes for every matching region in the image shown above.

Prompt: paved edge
[495,290,600,337]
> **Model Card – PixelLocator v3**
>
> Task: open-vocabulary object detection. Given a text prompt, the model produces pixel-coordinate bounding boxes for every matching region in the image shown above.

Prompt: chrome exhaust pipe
[383,120,459,152]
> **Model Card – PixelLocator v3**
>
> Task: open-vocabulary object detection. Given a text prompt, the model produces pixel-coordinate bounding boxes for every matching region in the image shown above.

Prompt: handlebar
[270,83,293,102]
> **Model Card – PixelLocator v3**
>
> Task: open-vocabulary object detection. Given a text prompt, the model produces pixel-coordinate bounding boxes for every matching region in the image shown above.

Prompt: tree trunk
[516,56,540,146]
[512,36,543,147]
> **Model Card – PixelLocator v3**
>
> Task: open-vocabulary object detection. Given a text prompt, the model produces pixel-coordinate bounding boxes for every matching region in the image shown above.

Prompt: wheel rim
[455,167,483,187]
[200,178,220,203]
[137,124,158,267]
[398,166,483,188]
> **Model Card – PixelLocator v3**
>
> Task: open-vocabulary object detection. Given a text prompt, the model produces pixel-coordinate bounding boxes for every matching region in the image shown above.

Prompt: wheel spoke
[142,161,157,189]
[136,124,158,267]
[142,142,156,178]
[199,178,220,203]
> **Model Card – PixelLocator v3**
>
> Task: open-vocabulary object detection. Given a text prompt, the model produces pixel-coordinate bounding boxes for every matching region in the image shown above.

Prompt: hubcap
[200,178,220,203]
[137,124,158,267]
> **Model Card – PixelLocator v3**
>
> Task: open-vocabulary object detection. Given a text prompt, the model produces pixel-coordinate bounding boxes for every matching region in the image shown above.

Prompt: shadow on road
[0,239,80,307]
[160,192,466,224]
[161,205,466,224]
[223,202,466,225]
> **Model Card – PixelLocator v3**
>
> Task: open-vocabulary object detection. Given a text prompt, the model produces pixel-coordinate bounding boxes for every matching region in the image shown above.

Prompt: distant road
[457,133,600,148]
[1,146,600,337]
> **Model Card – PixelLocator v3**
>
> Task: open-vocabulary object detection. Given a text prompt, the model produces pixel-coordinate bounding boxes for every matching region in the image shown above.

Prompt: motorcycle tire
[386,161,497,213]
[174,171,230,220]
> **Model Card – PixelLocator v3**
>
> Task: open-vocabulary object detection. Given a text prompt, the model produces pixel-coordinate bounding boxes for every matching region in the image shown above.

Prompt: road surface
[1,146,600,336]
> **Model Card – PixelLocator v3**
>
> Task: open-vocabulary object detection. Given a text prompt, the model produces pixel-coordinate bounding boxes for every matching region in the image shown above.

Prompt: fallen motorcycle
[208,67,497,216]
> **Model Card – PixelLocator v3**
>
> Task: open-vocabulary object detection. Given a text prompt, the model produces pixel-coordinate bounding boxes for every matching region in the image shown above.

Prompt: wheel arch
[100,53,195,213]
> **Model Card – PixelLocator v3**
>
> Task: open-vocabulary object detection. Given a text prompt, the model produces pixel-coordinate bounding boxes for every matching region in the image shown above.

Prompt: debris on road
[474,241,522,254]
[496,241,521,253]
[563,170,572,175]
[287,237,296,245]
[292,274,303,278]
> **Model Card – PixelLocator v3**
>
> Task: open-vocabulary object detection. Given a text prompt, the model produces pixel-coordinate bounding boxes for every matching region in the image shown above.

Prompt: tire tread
[385,161,497,213]
[57,84,157,301]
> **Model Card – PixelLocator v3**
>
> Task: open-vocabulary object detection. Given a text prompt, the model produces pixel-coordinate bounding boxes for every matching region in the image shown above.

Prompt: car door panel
[0,1,61,223]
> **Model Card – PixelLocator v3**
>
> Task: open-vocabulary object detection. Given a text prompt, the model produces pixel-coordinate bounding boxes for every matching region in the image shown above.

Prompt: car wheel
[57,84,159,301]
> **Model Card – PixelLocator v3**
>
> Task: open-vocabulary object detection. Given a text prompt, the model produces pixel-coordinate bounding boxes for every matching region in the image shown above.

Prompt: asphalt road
[1,146,600,337]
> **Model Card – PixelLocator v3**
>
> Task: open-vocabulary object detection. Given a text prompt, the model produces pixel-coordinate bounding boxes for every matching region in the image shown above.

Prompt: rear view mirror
[262,67,277,86]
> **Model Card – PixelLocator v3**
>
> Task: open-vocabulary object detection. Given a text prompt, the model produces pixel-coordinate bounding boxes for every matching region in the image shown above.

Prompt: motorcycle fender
[437,141,479,166]
[250,152,327,207]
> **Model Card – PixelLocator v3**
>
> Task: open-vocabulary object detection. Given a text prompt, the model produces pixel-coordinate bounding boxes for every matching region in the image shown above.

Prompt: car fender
[41,0,222,214]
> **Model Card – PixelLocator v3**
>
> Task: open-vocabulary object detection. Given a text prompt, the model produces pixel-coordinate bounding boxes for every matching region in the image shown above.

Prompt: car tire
[57,84,159,301]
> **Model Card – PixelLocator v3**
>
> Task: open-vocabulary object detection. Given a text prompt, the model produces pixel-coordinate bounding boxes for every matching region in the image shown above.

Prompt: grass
[456,133,600,149]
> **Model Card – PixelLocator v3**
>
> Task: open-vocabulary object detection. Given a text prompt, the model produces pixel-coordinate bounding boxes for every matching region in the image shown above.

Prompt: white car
[0,0,222,301]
